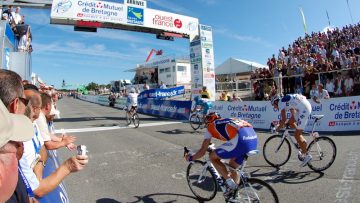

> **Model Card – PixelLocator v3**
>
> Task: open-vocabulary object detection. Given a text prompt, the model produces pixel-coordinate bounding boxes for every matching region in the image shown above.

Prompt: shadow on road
[127,193,203,203]
[97,198,122,203]
[157,129,204,135]
[248,167,324,185]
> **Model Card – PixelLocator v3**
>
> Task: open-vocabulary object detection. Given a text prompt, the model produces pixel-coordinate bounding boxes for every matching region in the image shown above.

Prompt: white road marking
[54,121,183,134]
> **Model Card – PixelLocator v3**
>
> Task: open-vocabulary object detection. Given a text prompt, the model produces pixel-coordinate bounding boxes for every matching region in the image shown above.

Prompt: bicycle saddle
[246,150,259,157]
[312,115,324,120]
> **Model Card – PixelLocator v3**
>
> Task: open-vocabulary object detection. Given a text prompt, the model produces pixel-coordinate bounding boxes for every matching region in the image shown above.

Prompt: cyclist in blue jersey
[192,96,212,115]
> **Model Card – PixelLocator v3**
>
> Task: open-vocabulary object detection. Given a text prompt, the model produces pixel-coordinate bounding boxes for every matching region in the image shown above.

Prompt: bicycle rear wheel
[307,136,337,172]
[263,135,291,167]
[186,160,218,201]
[132,113,140,128]
[190,114,201,130]
[237,178,279,203]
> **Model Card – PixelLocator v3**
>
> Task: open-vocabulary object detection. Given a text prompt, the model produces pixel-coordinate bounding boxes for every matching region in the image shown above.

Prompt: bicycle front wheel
[186,160,218,201]
[307,136,337,172]
[238,178,279,203]
[263,135,291,167]
[132,113,140,128]
[190,114,201,130]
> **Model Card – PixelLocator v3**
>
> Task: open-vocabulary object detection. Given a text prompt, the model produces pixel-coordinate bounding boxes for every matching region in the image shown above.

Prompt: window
[177,66,187,72]
[165,67,170,72]
[167,74,171,78]
[159,68,164,74]
[173,66,176,72]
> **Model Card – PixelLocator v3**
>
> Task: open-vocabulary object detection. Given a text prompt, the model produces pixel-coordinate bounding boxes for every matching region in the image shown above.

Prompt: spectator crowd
[2,5,32,52]
[250,23,360,100]
[0,69,88,203]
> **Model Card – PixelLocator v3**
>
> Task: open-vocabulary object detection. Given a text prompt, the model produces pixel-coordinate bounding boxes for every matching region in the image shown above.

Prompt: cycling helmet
[130,88,136,93]
[194,96,200,102]
[205,112,221,124]
[270,95,281,105]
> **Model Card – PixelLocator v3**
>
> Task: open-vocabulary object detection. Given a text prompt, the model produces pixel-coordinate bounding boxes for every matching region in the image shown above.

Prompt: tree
[86,82,98,91]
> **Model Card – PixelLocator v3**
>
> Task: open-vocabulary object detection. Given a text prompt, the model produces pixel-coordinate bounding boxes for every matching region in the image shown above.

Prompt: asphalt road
[54,97,360,203]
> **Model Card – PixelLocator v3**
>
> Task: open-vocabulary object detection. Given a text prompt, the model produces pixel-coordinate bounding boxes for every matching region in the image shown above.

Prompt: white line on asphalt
[54,121,183,134]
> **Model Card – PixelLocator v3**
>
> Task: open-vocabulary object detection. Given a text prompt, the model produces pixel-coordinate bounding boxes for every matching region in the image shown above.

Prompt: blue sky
[21,0,360,88]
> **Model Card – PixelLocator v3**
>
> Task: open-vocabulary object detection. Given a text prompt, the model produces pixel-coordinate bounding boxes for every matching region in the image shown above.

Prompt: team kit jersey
[278,94,312,130]
[204,118,258,165]
[195,99,212,115]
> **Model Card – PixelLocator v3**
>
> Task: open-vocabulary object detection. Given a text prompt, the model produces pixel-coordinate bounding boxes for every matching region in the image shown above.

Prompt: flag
[299,7,307,34]
[326,10,331,26]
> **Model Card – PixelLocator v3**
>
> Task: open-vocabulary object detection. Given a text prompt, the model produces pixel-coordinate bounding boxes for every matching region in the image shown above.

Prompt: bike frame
[193,155,250,194]
[276,116,321,153]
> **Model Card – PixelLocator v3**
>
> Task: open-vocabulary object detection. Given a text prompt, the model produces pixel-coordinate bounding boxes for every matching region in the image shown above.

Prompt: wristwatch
[37,160,46,167]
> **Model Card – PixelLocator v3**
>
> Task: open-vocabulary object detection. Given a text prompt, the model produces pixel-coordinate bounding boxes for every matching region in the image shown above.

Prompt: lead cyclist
[270,94,312,167]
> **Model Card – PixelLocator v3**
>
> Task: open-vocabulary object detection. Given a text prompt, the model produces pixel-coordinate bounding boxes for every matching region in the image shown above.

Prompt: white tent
[215,58,267,75]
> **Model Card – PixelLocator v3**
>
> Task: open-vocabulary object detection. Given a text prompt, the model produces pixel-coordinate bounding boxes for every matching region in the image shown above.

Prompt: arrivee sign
[125,0,147,8]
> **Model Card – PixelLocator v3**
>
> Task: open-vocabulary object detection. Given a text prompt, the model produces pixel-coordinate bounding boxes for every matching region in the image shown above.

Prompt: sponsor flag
[299,7,307,34]
[326,10,331,26]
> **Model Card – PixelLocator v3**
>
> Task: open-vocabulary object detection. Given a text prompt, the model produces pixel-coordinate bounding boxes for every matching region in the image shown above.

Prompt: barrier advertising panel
[211,96,360,132]
[138,86,185,99]
[137,99,191,120]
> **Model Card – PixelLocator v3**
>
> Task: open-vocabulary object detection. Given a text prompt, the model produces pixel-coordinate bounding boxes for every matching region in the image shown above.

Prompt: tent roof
[215,58,267,75]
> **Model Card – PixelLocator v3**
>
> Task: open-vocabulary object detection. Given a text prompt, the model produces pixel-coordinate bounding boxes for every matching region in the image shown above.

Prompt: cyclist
[192,96,212,116]
[271,94,312,166]
[126,88,138,118]
[185,112,258,197]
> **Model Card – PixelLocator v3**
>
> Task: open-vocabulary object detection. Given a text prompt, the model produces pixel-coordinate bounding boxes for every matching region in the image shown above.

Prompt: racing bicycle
[125,106,140,128]
[263,115,337,172]
[189,107,207,130]
[184,144,279,203]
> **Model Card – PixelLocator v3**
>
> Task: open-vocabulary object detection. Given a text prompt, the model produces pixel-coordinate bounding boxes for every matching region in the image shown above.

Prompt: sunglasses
[18,97,29,106]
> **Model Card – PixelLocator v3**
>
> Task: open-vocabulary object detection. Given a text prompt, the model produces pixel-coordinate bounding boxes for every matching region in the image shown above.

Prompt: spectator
[310,83,318,99]
[159,81,167,89]
[316,83,330,100]
[13,7,22,25]
[335,73,344,96]
[143,82,150,90]
[200,86,211,99]
[231,93,242,102]
[325,78,335,97]
[295,84,304,95]
[344,74,354,96]
[0,69,35,203]
[35,93,76,150]
[219,91,228,101]
[0,99,34,203]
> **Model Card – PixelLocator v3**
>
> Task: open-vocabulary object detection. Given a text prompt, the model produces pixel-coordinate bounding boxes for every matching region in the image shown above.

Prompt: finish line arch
[49,0,216,100]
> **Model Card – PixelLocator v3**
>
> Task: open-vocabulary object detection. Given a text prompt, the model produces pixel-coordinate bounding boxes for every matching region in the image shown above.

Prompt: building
[130,55,191,89]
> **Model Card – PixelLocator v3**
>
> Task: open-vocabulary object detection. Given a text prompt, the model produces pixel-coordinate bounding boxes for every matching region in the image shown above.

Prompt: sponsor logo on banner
[53,0,72,13]
[127,6,144,25]
[152,14,183,29]
[329,100,360,111]
[125,0,146,8]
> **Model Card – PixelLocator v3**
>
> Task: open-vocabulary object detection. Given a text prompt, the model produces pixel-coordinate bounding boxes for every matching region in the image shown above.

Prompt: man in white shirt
[325,78,335,97]
[36,93,76,150]
[313,84,330,103]
[13,7,22,24]
[344,74,354,96]
[309,84,318,100]
[160,81,167,89]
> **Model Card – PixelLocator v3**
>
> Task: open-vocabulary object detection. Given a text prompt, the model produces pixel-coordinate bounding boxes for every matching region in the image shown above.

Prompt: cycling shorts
[127,105,137,111]
[215,127,258,165]
[294,101,312,130]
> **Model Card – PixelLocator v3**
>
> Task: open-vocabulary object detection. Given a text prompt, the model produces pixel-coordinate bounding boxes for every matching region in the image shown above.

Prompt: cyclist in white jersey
[271,94,312,166]
[127,88,138,117]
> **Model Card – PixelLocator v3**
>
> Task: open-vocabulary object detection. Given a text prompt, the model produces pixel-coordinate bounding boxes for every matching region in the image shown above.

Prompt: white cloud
[197,0,217,5]
[214,27,272,47]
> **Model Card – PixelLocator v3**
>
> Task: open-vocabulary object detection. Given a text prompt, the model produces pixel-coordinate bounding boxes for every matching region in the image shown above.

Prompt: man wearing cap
[0,69,34,203]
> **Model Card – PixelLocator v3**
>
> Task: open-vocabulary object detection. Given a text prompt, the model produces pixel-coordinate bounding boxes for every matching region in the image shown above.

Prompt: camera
[77,145,87,156]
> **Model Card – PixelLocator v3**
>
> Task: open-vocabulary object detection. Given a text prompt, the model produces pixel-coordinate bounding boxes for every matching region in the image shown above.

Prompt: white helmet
[130,88,136,93]
[270,95,281,105]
